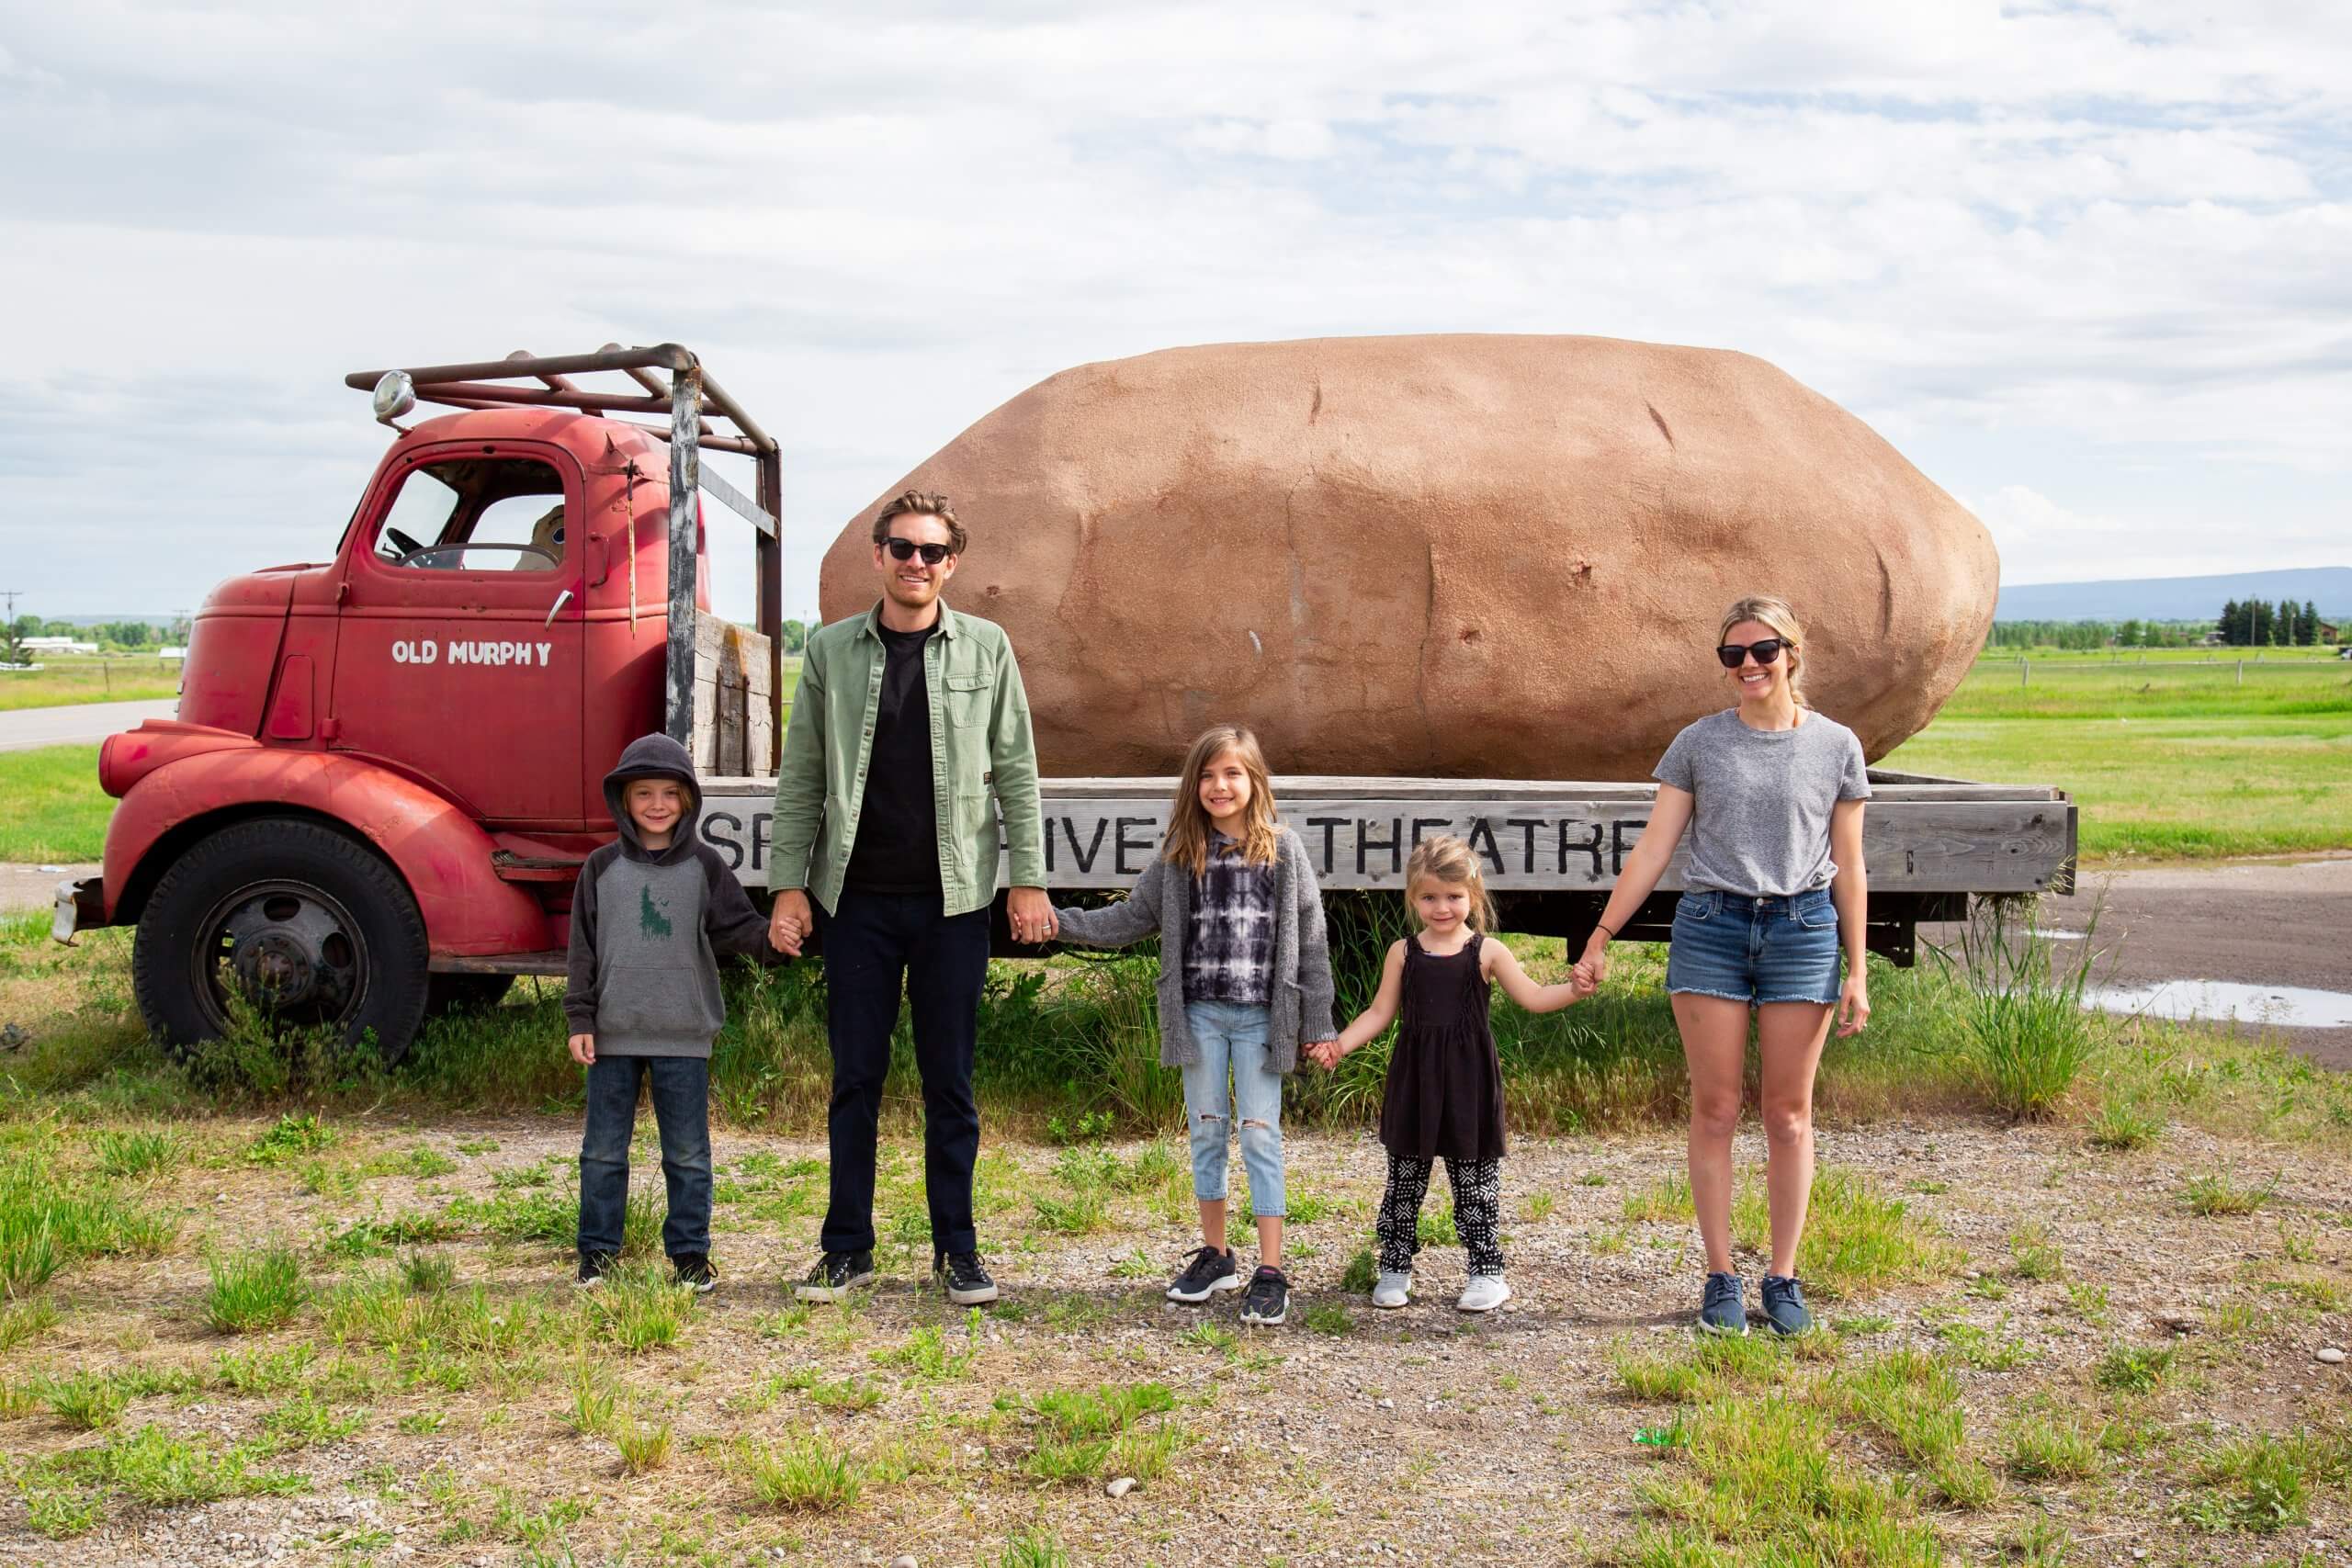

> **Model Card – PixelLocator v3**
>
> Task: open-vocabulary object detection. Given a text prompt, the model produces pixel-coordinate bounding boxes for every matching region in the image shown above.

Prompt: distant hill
[1995,567,2352,623]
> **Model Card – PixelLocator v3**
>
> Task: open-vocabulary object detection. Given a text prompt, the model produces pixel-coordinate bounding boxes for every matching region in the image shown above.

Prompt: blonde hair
[1162,725,1281,878]
[1405,836,1499,934]
[1718,593,1810,707]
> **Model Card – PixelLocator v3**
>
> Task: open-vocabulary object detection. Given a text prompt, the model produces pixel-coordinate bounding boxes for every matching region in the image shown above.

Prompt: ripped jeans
[1180,999,1285,1220]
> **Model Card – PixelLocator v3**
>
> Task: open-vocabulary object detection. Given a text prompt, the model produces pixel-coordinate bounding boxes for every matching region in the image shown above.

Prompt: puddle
[2083,980,2352,1031]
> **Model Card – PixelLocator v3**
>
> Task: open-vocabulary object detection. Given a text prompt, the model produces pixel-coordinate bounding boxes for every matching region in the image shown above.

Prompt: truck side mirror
[372,371,417,432]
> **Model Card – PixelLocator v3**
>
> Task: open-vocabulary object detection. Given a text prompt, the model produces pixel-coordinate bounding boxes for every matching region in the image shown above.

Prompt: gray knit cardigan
[1051,825,1338,1073]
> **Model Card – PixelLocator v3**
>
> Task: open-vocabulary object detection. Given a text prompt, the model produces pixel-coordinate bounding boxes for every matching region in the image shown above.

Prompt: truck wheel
[425,974,515,1016]
[131,818,432,1065]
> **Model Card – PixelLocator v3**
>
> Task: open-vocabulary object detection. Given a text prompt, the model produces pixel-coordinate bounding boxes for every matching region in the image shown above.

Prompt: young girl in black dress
[1310,836,1592,1312]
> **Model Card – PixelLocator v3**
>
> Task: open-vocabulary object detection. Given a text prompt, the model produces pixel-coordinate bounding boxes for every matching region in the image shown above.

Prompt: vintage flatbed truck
[57,346,2075,1060]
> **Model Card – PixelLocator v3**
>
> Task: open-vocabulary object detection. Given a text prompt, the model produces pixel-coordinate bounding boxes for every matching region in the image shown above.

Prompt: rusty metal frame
[343,345,784,767]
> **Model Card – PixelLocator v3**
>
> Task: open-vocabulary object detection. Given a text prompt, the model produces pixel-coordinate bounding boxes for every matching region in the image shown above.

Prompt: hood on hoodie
[604,733,703,862]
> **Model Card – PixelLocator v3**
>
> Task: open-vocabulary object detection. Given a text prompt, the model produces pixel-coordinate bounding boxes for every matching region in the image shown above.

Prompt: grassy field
[1886,655,2352,861]
[0,914,2346,1562]
[0,658,180,711]
[0,747,110,862]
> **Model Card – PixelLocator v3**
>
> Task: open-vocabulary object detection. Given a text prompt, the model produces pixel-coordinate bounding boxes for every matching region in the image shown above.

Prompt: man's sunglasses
[1715,637,1789,669]
[883,538,955,565]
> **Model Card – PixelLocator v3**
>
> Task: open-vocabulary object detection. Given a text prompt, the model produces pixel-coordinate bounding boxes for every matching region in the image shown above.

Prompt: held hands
[1007,886,1058,945]
[568,1032,596,1066]
[1837,975,1871,1037]
[768,888,813,956]
[1573,932,1611,994]
[1305,1039,1346,1072]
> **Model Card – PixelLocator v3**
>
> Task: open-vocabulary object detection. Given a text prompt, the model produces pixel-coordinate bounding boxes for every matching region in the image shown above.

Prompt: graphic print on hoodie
[562,733,782,1059]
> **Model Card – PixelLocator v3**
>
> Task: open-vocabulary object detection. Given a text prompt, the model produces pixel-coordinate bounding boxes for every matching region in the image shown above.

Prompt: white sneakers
[1368,1270,1512,1311]
[1455,1275,1512,1314]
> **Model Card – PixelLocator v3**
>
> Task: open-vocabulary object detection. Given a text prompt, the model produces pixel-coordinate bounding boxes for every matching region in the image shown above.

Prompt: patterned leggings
[1376,1153,1504,1277]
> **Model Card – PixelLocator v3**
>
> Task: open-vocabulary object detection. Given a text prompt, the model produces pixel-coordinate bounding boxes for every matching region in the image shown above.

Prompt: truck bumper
[53,876,104,946]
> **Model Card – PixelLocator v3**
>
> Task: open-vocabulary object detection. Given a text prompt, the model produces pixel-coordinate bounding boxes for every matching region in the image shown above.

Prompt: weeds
[2005,1413,2101,1482]
[745,1432,865,1511]
[1950,896,2102,1120]
[91,1126,187,1179]
[2182,1171,2272,1217]
[2087,1097,2165,1151]
[2092,1344,2174,1394]
[205,1246,308,1334]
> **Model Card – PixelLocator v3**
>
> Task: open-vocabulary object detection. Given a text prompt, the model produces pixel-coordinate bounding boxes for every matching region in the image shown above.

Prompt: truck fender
[102,738,555,957]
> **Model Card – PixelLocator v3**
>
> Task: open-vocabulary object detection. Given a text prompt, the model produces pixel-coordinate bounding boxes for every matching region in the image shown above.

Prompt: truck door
[330,442,587,826]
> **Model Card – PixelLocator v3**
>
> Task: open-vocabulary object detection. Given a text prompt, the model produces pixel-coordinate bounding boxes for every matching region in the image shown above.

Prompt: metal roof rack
[344,344,783,751]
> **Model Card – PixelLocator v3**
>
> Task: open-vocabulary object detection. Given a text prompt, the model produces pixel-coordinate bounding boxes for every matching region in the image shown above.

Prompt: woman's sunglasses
[1715,637,1788,669]
[883,538,955,565]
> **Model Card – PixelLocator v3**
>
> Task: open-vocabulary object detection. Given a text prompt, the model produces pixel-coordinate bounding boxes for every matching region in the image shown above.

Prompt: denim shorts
[1665,887,1843,1006]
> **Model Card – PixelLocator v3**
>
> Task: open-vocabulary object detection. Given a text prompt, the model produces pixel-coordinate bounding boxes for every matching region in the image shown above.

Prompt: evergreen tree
[2299,600,2320,647]
[2220,599,2241,645]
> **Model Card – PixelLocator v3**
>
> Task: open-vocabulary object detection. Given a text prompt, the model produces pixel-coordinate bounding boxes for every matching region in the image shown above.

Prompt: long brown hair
[1163,725,1280,878]
[1719,592,1810,707]
[1406,836,1499,934]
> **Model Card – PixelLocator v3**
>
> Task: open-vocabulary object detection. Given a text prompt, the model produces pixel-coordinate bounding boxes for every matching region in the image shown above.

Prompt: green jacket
[770,601,1047,917]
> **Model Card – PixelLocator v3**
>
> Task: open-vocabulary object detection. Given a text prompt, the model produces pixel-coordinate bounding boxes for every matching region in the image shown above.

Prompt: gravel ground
[6,1115,2347,1567]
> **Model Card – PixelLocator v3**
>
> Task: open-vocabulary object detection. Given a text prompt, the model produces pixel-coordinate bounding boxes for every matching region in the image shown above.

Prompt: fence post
[2019,658,2029,692]
[2236,660,2244,685]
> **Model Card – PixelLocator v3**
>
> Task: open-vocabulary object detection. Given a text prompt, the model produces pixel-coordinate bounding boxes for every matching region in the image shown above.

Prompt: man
[767,490,1056,1305]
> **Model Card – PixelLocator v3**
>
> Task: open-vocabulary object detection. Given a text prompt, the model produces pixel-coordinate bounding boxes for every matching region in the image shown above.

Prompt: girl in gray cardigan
[1052,725,1338,1327]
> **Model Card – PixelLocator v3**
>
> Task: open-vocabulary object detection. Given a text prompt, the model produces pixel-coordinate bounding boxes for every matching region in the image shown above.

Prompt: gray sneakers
[1698,1271,1748,1336]
[1372,1269,1411,1309]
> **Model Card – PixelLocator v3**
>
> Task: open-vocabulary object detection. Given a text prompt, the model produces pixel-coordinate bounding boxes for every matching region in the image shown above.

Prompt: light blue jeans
[1181,999,1285,1219]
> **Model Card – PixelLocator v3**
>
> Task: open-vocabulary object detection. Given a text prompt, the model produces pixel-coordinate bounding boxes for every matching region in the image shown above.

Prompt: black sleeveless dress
[1377,933,1508,1163]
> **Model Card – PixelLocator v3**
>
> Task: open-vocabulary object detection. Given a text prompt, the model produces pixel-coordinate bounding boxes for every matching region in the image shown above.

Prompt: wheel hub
[202,885,364,1028]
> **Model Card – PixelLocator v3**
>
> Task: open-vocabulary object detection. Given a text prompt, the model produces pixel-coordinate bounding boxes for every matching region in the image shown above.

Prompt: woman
[1575,594,1871,1336]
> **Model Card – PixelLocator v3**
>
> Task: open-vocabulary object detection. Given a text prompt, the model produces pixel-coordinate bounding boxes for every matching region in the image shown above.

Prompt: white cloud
[0,2,2346,618]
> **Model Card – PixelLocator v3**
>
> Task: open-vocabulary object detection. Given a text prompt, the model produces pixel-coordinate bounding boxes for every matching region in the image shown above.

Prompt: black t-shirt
[842,622,943,897]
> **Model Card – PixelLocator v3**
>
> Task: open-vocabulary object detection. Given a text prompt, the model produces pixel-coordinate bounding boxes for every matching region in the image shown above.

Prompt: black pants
[1377,1152,1505,1277]
[817,891,991,1257]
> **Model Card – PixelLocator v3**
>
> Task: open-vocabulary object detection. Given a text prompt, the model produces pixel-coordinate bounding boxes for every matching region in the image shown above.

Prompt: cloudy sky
[3,2,2346,621]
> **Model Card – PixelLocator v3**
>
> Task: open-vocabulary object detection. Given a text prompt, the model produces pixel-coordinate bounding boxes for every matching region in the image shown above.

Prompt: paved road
[1924,853,2352,1072]
[0,699,176,752]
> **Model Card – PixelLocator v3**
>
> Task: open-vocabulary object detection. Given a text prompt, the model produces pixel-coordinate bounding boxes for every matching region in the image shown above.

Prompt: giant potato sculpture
[817,334,1997,780]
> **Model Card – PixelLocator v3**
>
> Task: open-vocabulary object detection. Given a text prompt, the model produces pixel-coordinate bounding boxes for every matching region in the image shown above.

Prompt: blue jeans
[1665,887,1844,1006]
[578,1055,712,1259]
[1182,999,1285,1220]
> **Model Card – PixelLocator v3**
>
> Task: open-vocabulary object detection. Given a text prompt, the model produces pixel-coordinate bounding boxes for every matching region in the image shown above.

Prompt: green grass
[206,1247,309,1334]
[0,657,181,711]
[1889,710,2351,862]
[0,746,112,861]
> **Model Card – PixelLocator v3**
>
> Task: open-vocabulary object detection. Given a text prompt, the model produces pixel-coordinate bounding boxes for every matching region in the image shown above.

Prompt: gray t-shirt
[1653,709,1871,897]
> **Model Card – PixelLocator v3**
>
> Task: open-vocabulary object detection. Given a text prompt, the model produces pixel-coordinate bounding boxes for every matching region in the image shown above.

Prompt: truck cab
[61,346,782,1061]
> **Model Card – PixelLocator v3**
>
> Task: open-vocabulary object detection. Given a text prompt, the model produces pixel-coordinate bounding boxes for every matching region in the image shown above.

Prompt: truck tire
[131,818,433,1065]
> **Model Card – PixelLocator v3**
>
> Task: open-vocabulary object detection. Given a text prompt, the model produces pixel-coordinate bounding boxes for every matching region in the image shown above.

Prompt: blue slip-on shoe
[1760,1274,1813,1336]
[1698,1271,1748,1336]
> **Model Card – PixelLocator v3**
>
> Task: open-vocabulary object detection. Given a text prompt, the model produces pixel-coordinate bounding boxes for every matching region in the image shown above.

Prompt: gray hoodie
[562,733,780,1058]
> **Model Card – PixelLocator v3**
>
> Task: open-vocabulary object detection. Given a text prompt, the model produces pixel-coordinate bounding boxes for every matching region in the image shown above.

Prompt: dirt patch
[1926,853,2352,1071]
[4,1117,2347,1565]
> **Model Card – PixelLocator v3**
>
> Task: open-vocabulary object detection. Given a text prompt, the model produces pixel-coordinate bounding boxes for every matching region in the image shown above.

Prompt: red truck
[59,344,2075,1063]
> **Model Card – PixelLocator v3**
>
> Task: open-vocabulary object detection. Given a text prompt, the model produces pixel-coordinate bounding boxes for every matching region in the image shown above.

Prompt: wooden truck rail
[682,769,2075,967]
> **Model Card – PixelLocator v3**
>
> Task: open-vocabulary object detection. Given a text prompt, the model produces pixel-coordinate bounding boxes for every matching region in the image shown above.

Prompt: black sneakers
[1166,1246,1243,1303]
[574,1250,617,1290]
[671,1252,718,1294]
[1760,1274,1813,1336]
[934,1249,1000,1305]
[1239,1264,1290,1326]
[795,1249,876,1303]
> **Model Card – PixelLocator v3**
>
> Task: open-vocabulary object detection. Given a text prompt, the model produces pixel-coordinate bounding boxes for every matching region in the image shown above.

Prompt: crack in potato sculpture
[818,334,1997,780]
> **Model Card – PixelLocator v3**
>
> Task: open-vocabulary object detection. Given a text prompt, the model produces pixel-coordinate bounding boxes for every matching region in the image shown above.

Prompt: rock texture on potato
[818,334,1998,780]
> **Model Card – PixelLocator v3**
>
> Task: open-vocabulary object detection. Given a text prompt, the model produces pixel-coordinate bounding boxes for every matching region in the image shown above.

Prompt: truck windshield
[376,457,566,572]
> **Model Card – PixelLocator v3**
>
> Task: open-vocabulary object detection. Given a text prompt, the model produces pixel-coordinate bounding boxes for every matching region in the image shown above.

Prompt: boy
[564,733,783,1292]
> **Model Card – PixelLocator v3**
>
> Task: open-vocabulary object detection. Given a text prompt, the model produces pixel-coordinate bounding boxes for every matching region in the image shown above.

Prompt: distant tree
[2117,618,2143,648]
[2300,600,2321,647]
[781,618,808,654]
[2219,600,2241,646]
[37,617,74,639]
